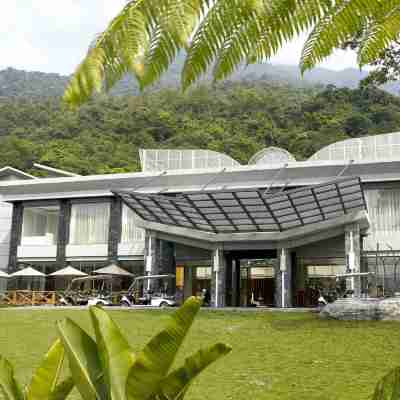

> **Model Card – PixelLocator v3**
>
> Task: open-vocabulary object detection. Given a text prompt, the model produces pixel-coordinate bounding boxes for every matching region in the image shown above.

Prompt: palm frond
[64,0,151,107]
[182,0,250,89]
[212,2,270,82]
[140,0,206,88]
[64,0,400,106]
[300,0,398,72]
[246,0,333,66]
[358,5,400,66]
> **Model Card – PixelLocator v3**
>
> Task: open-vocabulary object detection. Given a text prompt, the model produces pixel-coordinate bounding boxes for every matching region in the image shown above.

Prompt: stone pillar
[56,199,71,268]
[274,248,292,308]
[345,223,361,297]
[225,254,233,306]
[144,231,175,279]
[295,260,307,307]
[144,232,175,293]
[108,197,122,263]
[211,247,226,308]
[8,202,23,273]
[231,258,241,307]
[183,265,195,300]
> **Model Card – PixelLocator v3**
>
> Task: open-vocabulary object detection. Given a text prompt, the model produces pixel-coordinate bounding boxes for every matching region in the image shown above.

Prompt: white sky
[0,1,361,75]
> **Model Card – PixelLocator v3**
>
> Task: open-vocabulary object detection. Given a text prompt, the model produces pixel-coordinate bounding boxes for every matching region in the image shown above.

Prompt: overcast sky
[0,1,362,75]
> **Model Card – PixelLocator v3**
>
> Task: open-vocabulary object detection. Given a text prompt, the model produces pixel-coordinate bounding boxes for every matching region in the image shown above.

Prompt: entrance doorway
[239,259,276,306]
[227,249,277,307]
[298,260,346,306]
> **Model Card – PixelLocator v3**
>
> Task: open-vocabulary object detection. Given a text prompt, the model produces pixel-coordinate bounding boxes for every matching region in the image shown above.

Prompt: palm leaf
[247,0,334,65]
[26,339,68,400]
[211,1,268,82]
[159,343,232,400]
[182,0,243,89]
[358,5,400,66]
[299,0,398,72]
[140,0,205,88]
[63,0,152,107]
[372,367,400,400]
[126,296,201,400]
[0,356,23,400]
[89,306,135,400]
[57,318,107,400]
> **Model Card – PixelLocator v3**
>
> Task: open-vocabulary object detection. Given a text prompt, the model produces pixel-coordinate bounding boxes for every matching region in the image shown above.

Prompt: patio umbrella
[50,266,87,291]
[0,270,8,292]
[11,267,45,277]
[93,263,133,277]
[10,267,46,291]
[0,270,9,278]
[49,266,87,277]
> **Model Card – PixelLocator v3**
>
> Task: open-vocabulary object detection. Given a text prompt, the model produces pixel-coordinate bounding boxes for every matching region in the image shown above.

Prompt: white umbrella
[11,267,46,277]
[0,270,9,278]
[50,266,87,277]
[93,263,133,277]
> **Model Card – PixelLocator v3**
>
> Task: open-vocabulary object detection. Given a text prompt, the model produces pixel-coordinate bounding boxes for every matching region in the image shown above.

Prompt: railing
[0,290,128,306]
[0,290,58,306]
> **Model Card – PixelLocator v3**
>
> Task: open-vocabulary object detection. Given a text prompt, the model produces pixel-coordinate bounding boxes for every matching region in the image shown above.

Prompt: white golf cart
[60,275,115,306]
[120,274,176,307]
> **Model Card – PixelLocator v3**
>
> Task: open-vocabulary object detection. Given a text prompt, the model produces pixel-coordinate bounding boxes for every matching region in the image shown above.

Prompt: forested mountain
[0,81,399,176]
[1,60,399,99]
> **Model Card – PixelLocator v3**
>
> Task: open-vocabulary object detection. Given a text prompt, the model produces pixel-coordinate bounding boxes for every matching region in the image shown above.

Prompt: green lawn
[0,308,399,400]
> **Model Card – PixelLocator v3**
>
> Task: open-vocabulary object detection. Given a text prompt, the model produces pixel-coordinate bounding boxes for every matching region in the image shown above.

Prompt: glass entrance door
[239,259,276,307]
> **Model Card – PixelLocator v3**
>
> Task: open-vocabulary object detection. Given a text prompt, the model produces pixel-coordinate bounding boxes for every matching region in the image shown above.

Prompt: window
[196,267,211,279]
[120,205,144,243]
[69,203,110,245]
[21,206,59,245]
[364,188,400,250]
[250,267,275,279]
[307,265,346,278]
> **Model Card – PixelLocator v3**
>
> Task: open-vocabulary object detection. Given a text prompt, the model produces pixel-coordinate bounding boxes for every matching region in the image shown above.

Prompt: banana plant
[0,339,74,400]
[372,367,400,400]
[57,296,231,400]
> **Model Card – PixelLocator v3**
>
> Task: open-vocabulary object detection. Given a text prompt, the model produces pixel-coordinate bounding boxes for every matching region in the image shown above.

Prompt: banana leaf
[126,296,201,400]
[159,343,232,400]
[49,377,74,400]
[26,339,73,400]
[57,318,107,400]
[0,356,23,400]
[373,367,400,400]
[90,306,135,400]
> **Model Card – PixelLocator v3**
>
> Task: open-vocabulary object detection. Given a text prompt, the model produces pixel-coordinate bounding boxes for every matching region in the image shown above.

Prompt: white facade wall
[0,201,12,271]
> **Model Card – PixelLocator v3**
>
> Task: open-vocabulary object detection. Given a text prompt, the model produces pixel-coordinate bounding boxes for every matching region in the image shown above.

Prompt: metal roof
[0,166,37,180]
[114,176,367,234]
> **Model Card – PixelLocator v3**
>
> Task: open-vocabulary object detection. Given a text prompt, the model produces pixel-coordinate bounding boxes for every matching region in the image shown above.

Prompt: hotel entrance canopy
[114,176,367,236]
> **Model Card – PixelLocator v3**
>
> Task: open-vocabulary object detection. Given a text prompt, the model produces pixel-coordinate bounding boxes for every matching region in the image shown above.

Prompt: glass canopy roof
[308,132,400,163]
[114,177,367,234]
[139,149,240,172]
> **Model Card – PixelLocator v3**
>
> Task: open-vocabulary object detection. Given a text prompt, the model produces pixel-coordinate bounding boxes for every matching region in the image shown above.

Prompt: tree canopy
[1,82,400,176]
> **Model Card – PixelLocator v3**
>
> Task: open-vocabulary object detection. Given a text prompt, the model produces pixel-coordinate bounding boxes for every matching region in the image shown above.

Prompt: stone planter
[319,297,399,321]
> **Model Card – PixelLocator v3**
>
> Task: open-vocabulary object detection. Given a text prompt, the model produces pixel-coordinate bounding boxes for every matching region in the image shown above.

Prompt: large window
[120,205,144,243]
[364,188,400,251]
[21,206,59,245]
[69,203,110,245]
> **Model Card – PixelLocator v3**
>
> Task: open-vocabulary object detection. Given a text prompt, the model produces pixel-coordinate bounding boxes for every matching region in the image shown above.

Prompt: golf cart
[120,274,176,307]
[60,275,115,306]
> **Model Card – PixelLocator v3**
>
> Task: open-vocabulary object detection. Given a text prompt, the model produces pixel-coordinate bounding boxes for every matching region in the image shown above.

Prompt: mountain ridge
[1,61,399,98]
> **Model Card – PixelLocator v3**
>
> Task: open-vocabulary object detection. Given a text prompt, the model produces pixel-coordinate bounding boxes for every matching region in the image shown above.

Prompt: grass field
[0,308,400,400]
